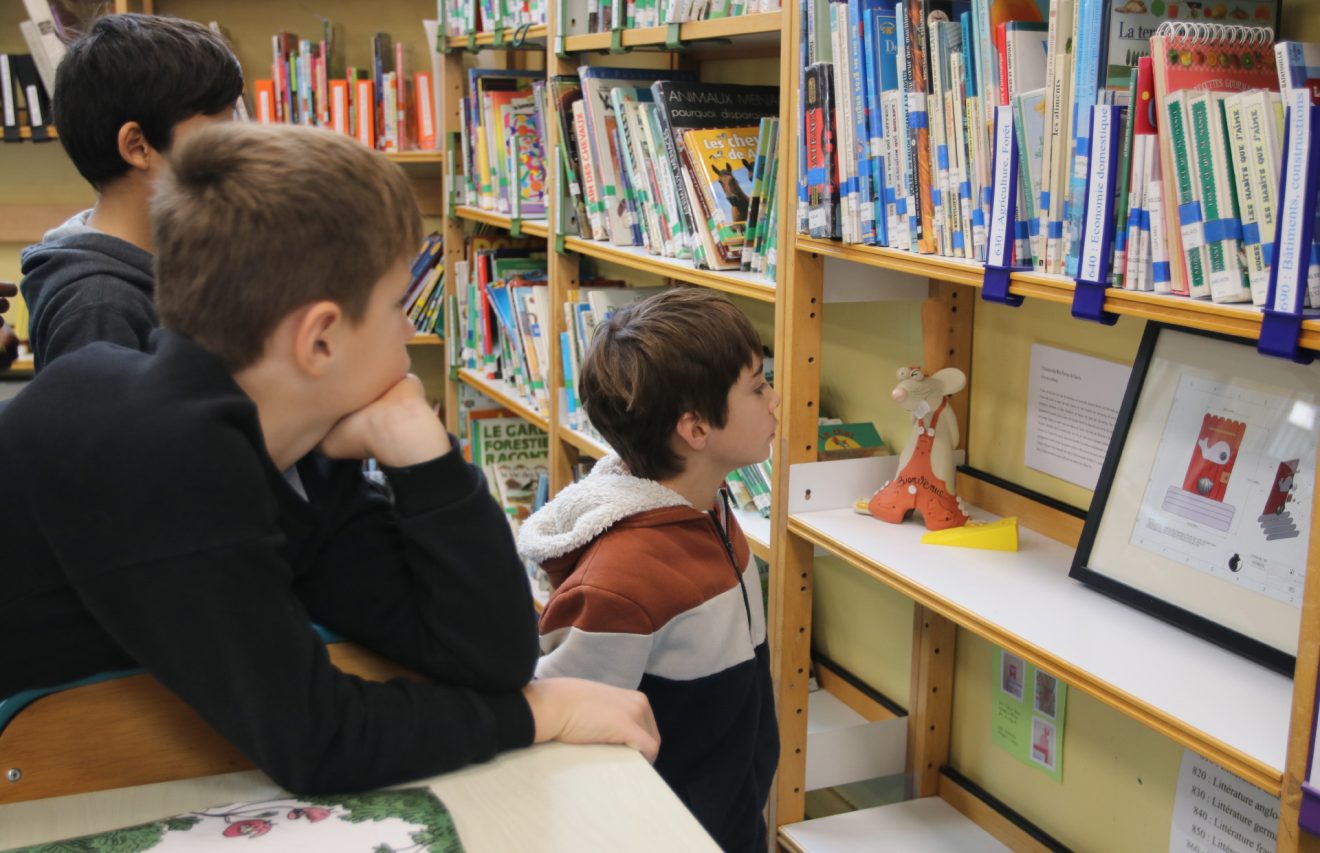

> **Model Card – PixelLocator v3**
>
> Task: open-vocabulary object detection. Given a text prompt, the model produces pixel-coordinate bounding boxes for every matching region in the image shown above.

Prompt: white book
[1148,175,1172,294]
[1123,130,1149,291]
[20,0,64,97]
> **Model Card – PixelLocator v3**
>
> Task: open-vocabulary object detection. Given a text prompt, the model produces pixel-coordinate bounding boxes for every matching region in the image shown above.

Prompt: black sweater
[20,211,158,373]
[0,331,540,793]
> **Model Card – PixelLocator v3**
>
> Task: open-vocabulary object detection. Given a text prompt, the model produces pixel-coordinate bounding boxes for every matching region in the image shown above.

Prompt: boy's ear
[115,122,155,173]
[290,300,344,377]
[674,411,709,451]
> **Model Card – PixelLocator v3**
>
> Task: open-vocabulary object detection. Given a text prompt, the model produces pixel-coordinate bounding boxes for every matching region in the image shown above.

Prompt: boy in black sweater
[21,14,244,372]
[0,122,658,794]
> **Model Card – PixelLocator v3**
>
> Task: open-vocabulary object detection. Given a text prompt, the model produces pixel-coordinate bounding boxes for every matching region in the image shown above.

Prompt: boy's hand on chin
[320,374,451,467]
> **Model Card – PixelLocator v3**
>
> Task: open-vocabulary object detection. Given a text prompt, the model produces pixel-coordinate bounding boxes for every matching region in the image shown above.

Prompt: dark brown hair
[53,14,244,190]
[152,122,422,370]
[580,287,763,481]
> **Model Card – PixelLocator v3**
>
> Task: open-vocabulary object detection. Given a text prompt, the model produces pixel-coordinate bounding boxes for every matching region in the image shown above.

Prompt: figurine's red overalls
[867,399,969,531]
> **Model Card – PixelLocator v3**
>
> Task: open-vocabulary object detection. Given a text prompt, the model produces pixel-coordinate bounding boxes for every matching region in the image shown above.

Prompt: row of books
[567,0,781,34]
[404,233,447,335]
[456,236,551,410]
[456,70,550,218]
[554,72,781,273]
[795,0,1312,308]
[0,53,50,142]
[250,27,437,153]
[440,0,547,40]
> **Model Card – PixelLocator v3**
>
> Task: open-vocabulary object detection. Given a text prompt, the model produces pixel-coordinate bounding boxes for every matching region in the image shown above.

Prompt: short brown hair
[580,287,763,481]
[152,122,422,370]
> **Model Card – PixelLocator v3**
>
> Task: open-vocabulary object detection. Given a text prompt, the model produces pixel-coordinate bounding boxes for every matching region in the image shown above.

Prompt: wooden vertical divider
[1278,450,1320,852]
[767,0,823,826]
[440,41,466,437]
[548,2,582,493]
[907,606,957,798]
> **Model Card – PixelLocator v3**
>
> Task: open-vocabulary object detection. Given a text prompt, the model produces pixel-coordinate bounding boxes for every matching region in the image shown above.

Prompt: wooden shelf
[563,236,776,303]
[561,12,781,52]
[796,235,1320,349]
[13,126,58,141]
[456,367,549,430]
[786,504,1291,794]
[407,332,443,346]
[780,797,1010,853]
[454,206,549,238]
[4,356,33,377]
[441,24,548,50]
[387,151,444,165]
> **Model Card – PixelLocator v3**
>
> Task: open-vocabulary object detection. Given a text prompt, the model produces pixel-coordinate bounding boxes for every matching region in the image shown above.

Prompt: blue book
[847,0,876,244]
[1076,104,1125,290]
[1063,0,1108,276]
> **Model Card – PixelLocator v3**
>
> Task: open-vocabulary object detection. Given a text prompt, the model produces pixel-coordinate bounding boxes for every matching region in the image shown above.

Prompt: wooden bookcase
[435,0,1320,850]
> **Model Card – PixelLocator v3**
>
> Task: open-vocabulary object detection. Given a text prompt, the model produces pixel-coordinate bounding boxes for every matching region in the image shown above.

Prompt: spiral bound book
[1150,22,1279,301]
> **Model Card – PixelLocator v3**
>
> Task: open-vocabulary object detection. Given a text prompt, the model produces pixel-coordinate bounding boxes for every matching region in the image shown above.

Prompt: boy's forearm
[76,546,536,794]
[303,451,539,691]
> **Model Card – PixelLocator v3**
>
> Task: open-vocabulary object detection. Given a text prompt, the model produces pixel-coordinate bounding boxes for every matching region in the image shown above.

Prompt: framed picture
[1071,323,1319,675]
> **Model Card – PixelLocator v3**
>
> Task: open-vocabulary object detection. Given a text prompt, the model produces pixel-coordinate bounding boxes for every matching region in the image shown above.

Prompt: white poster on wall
[1024,344,1130,490]
[1168,750,1278,853]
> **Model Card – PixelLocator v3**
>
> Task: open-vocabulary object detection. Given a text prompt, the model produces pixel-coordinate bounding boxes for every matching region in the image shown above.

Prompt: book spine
[1164,91,1208,298]
[1246,91,1282,305]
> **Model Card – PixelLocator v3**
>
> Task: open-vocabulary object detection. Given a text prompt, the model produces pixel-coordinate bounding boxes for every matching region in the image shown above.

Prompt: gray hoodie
[20,211,157,373]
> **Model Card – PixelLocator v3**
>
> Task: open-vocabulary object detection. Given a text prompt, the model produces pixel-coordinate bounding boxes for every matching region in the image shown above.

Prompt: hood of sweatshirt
[20,211,156,351]
[516,455,713,588]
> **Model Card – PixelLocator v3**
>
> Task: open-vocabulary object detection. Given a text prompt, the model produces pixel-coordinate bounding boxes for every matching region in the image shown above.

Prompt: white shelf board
[780,797,1010,853]
[806,690,906,791]
[730,505,771,556]
[788,505,1292,786]
[807,687,868,734]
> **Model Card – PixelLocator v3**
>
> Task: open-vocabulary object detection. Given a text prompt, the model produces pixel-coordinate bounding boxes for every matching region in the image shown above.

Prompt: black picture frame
[1070,322,1319,677]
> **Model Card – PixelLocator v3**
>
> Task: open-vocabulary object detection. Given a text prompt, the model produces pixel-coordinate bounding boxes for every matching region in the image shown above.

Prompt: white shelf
[805,689,906,791]
[779,797,1010,853]
[788,504,1292,790]
[730,505,771,559]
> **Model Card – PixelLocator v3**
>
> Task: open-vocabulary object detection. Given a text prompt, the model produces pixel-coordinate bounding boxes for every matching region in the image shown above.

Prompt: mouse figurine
[867,365,970,531]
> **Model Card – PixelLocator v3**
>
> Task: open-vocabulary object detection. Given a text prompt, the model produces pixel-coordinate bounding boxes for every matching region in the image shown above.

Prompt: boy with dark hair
[0,122,658,793]
[518,287,781,852]
[21,13,244,372]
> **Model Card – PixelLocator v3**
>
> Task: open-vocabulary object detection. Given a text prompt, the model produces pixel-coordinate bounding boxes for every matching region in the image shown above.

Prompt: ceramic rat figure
[867,365,970,531]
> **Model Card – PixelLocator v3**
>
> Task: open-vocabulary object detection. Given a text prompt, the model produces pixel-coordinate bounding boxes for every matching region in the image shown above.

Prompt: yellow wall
[967,297,1145,509]
[950,630,1186,851]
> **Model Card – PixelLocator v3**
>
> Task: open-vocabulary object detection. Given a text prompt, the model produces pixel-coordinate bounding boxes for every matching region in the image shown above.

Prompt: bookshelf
[768,3,1320,853]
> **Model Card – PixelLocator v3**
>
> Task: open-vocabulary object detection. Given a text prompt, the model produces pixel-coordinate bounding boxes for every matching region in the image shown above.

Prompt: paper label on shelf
[1168,750,1278,853]
[1023,343,1130,491]
[990,647,1067,783]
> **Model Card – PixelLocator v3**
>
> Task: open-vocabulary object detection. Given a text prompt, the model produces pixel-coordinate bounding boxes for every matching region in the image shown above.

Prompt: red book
[415,71,436,150]
[253,79,276,124]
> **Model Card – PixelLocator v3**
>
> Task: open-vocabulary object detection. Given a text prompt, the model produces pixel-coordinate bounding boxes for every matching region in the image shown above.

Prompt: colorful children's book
[9,789,463,852]
[1150,22,1278,298]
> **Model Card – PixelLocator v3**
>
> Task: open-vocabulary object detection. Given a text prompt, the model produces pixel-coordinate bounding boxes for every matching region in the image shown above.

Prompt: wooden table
[0,742,719,851]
